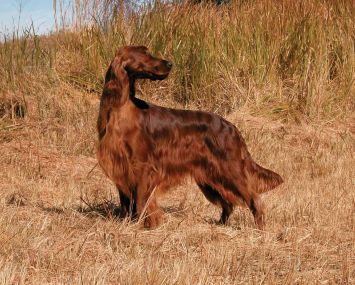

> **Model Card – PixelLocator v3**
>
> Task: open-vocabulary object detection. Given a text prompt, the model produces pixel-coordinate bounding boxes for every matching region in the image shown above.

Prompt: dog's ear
[110,52,130,82]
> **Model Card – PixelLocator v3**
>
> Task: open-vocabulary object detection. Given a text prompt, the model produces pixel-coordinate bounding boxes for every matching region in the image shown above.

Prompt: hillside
[0,1,354,284]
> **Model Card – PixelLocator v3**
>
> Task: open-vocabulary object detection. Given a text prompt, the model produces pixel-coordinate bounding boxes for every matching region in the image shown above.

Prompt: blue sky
[0,0,56,36]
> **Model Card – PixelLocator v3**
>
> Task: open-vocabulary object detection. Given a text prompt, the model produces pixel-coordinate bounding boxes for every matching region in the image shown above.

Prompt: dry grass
[0,90,354,283]
[1,0,354,284]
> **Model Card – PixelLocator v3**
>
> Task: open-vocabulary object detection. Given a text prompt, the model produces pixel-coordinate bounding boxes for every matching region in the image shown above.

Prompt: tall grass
[0,2,354,283]
[1,0,354,121]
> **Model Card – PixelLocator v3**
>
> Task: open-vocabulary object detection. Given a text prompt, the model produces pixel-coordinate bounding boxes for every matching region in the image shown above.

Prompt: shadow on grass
[76,199,123,220]
[39,197,229,227]
[39,197,127,221]
[40,206,65,214]
[160,205,187,218]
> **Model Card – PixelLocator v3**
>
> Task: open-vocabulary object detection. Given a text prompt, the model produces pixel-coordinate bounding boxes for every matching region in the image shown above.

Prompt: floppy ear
[103,54,130,104]
[110,55,129,82]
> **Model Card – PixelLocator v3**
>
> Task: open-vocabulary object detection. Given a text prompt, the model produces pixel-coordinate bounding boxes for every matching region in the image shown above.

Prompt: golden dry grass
[1,1,354,284]
[0,85,354,283]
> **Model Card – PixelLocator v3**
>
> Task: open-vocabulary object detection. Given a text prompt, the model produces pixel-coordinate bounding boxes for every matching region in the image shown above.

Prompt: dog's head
[107,46,172,83]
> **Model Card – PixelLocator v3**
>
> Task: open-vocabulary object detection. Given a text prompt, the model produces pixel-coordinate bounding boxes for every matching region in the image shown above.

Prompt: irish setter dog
[97,46,283,229]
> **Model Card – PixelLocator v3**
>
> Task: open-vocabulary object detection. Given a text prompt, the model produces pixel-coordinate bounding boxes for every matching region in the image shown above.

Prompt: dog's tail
[247,160,283,193]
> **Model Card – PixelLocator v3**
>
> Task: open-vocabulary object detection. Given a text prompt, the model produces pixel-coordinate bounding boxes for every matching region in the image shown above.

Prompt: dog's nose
[166,61,173,70]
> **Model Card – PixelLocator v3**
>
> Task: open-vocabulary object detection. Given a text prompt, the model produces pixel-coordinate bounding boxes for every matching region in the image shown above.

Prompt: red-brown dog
[97,46,283,229]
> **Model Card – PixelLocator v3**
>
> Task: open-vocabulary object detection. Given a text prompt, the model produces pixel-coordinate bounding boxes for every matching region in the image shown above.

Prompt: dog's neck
[128,77,149,109]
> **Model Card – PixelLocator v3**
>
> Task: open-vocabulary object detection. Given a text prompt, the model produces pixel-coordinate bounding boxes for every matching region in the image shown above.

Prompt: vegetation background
[0,0,354,284]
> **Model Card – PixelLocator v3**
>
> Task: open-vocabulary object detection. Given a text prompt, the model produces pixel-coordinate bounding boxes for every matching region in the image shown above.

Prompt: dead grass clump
[0,94,26,120]
[6,192,27,207]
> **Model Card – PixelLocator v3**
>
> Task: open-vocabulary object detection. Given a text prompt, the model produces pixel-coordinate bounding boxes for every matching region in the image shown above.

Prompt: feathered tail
[248,160,283,193]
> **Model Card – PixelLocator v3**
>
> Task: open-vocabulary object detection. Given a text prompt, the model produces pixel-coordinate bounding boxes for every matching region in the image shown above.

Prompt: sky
[0,0,147,38]
[0,0,56,36]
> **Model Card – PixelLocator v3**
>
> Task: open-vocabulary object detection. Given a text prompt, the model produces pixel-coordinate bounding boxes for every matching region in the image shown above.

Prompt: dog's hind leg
[197,183,233,225]
[203,177,265,230]
[250,193,265,230]
[230,180,265,230]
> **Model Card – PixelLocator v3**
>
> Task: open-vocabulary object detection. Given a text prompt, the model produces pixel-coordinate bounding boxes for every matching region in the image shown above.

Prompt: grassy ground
[0,0,354,284]
[0,104,353,284]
